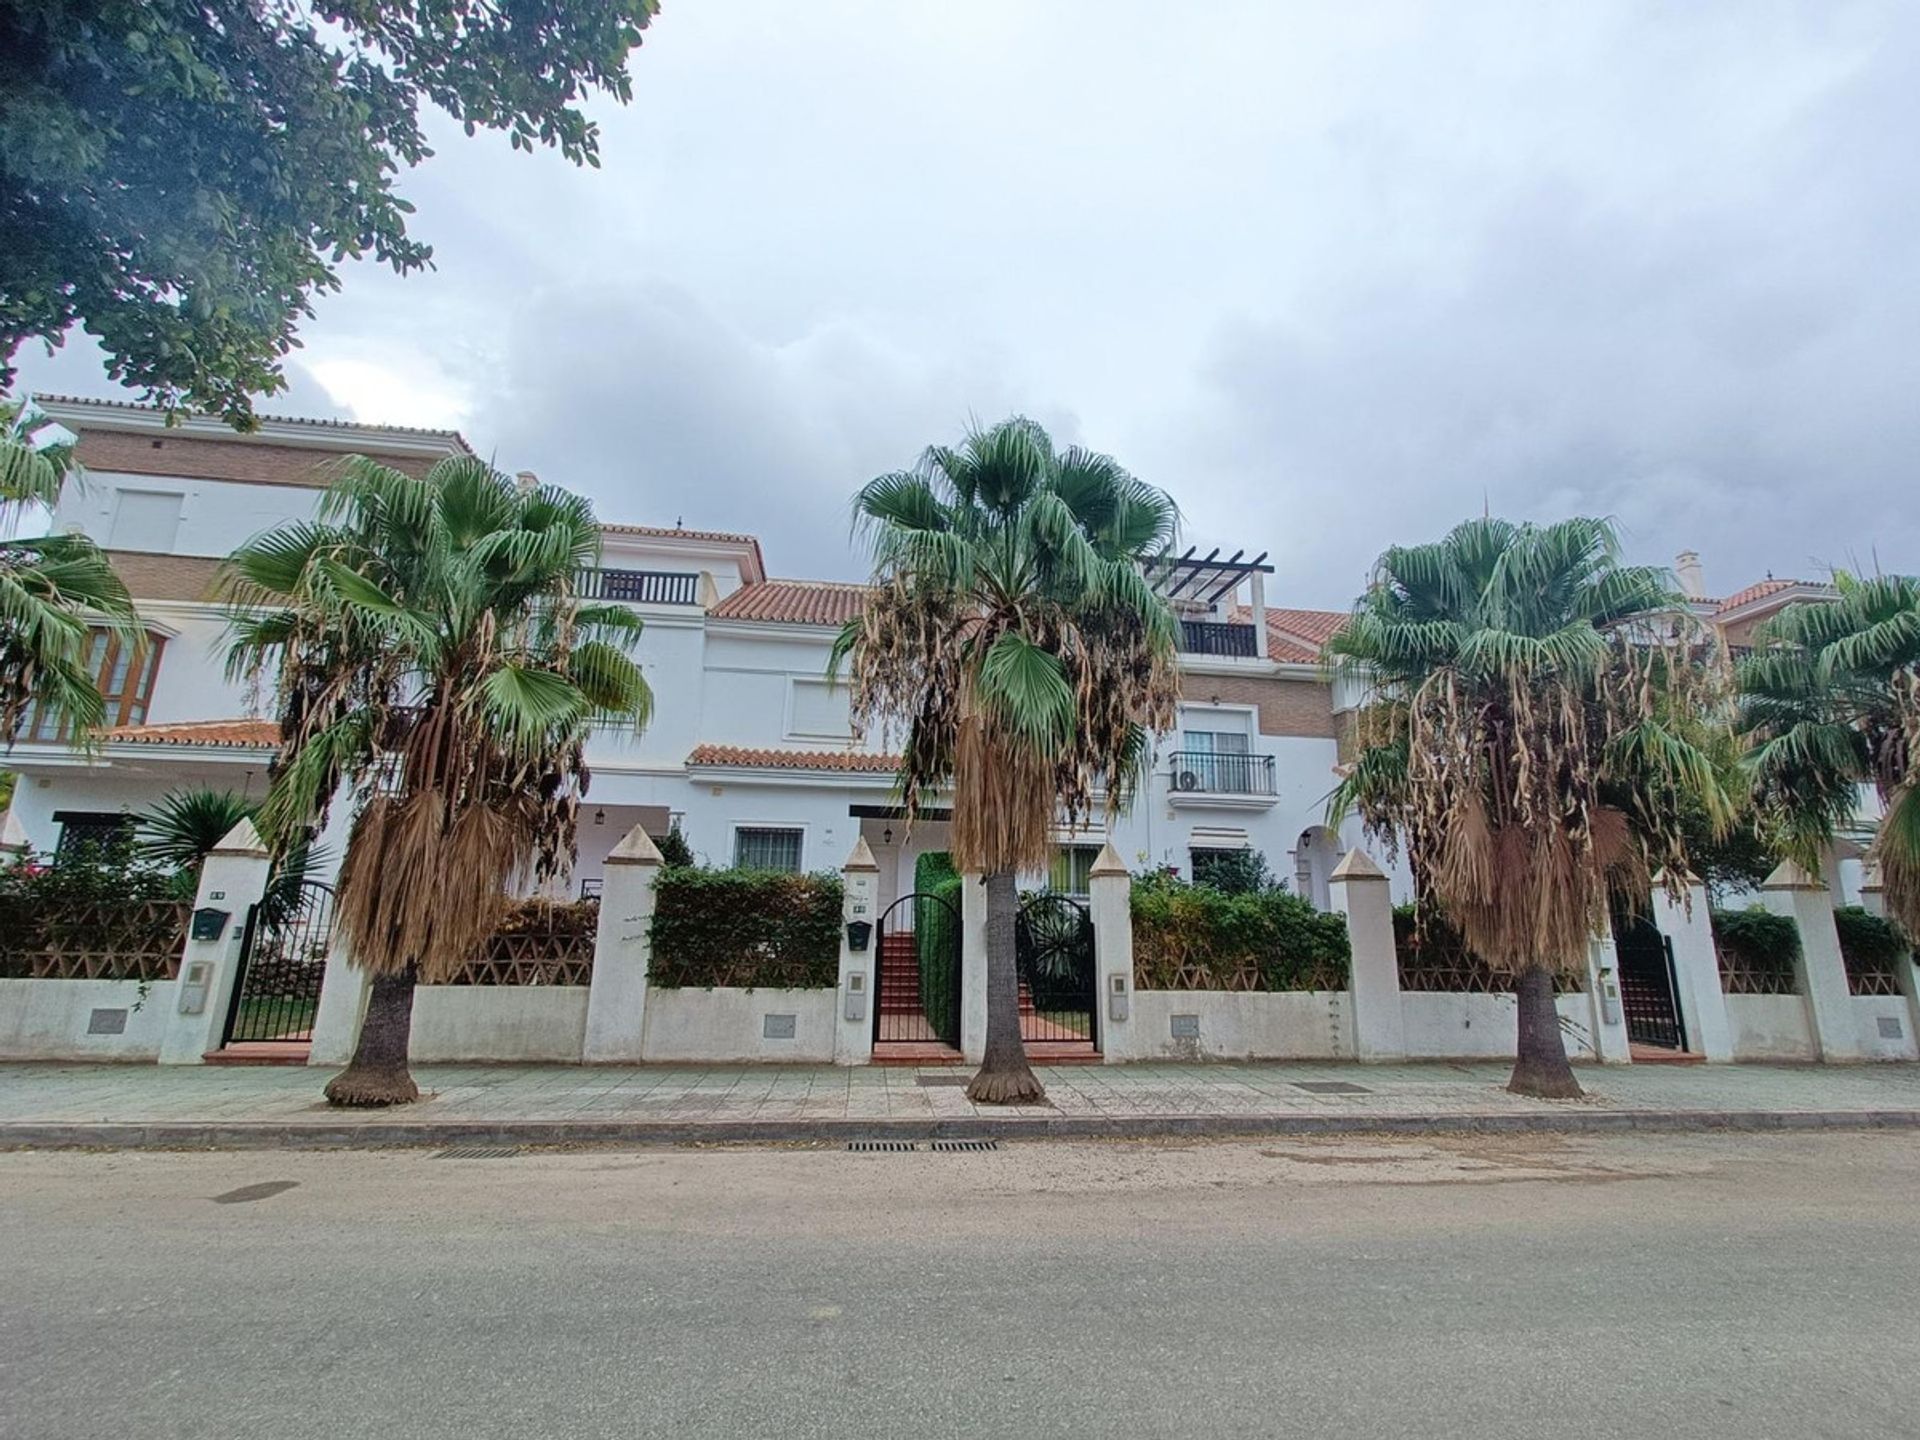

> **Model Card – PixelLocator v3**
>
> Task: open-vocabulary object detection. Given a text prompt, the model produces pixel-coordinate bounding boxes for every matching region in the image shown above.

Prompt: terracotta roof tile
[709,579,870,626]
[602,523,761,546]
[102,719,278,748]
[108,550,225,602]
[1227,605,1348,663]
[687,744,897,773]
[32,393,473,450]
[1715,579,1817,613]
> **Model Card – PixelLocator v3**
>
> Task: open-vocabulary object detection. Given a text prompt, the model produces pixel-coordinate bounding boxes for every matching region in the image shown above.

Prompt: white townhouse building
[3,396,1401,911]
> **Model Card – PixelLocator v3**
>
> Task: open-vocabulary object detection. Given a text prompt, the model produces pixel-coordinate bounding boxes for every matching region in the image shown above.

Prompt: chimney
[514,470,540,494]
[1674,550,1707,601]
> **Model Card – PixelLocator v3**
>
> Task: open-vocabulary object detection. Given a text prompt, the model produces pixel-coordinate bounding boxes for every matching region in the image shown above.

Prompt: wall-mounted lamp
[882,825,894,844]
[594,808,606,826]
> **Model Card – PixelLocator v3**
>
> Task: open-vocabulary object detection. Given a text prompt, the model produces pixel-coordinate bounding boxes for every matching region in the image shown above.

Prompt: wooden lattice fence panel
[0,900,190,981]
[449,899,597,986]
[1393,910,1585,994]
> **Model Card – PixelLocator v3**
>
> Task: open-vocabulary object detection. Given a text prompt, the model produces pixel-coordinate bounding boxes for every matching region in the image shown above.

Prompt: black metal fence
[582,568,701,605]
[1167,750,1277,796]
[1178,619,1259,657]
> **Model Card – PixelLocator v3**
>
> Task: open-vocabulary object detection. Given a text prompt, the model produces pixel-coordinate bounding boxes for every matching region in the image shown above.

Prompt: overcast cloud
[19,0,1919,605]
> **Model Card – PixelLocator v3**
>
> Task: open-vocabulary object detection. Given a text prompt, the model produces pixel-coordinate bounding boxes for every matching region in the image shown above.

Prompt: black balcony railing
[1167,750,1277,796]
[1178,619,1259,658]
[583,568,701,605]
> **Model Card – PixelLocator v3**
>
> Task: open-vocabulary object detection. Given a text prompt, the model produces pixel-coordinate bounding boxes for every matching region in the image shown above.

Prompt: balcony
[1178,619,1260,658]
[1166,750,1278,805]
[582,568,701,605]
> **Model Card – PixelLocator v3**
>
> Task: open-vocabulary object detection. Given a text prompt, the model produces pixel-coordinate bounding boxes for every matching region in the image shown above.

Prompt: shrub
[648,867,843,989]
[1710,906,1801,994]
[655,825,696,869]
[1834,905,1910,994]
[913,850,964,1037]
[1131,870,1348,990]
[0,838,188,981]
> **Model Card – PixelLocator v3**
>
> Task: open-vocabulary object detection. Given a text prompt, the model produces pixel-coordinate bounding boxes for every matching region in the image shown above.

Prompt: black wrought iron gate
[1613,911,1688,1052]
[873,891,962,1049]
[222,881,336,1045]
[1016,892,1097,1049]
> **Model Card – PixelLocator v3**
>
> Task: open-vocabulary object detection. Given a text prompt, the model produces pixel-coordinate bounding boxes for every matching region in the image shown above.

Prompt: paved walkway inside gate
[4,1060,1920,1147]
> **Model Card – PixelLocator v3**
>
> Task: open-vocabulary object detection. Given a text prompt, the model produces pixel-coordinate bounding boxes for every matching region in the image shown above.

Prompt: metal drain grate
[1291,1081,1372,1095]
[930,1139,999,1152]
[914,1074,973,1087]
[433,1145,524,1159]
[847,1140,919,1152]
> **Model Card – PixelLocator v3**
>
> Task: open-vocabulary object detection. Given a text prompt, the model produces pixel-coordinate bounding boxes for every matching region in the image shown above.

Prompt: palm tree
[1739,572,1920,933]
[1328,517,1729,1098]
[137,787,255,874]
[833,417,1180,1104]
[1,398,138,742]
[227,456,652,1106]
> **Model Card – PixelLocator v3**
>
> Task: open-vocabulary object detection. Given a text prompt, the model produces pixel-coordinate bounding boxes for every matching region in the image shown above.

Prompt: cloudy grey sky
[20,0,1920,606]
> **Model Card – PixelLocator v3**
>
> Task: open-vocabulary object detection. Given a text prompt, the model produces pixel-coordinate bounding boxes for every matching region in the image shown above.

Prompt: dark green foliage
[913,850,963,1041]
[1711,906,1801,975]
[648,867,844,990]
[1835,905,1910,989]
[0,0,658,421]
[1188,848,1276,895]
[654,825,695,869]
[1131,870,1349,991]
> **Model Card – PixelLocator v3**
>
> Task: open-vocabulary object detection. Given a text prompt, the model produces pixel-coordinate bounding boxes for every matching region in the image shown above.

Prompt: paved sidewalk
[4,1060,1920,1148]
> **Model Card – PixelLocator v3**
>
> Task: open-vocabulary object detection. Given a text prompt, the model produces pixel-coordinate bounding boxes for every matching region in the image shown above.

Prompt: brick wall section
[1179,674,1336,738]
[75,431,441,487]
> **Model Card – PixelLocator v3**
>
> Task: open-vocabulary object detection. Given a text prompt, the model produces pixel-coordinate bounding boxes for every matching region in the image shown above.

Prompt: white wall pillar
[1088,843,1132,1064]
[960,872,988,1064]
[1248,569,1268,649]
[1585,926,1634,1064]
[582,823,663,1063]
[159,819,272,1064]
[1330,848,1401,1061]
[0,808,29,864]
[1761,859,1863,1062]
[1860,864,1920,1050]
[1651,878,1733,1062]
[833,836,880,1065]
[306,939,368,1067]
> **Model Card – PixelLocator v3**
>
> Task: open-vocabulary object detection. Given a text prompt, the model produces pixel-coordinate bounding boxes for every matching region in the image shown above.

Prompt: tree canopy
[0,0,659,424]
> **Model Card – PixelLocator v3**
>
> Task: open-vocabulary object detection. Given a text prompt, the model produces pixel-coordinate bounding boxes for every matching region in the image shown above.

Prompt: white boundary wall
[1399,993,1600,1061]
[0,978,172,1061]
[409,987,590,1063]
[641,988,836,1063]
[1106,990,1349,1062]
[1725,995,1816,1061]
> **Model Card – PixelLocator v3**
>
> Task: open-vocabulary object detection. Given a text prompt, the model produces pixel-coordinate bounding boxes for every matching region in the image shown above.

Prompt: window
[54,811,134,861]
[23,628,164,741]
[107,490,184,551]
[787,678,853,739]
[734,826,803,872]
[1049,844,1100,896]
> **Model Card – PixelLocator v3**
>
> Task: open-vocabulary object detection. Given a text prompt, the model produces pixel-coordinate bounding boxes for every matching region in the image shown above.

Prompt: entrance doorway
[1613,909,1688,1055]
[1016,892,1097,1056]
[872,891,963,1057]
[220,881,335,1053]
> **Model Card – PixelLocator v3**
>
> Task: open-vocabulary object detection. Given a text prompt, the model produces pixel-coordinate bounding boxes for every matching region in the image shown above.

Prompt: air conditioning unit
[1175,769,1201,791]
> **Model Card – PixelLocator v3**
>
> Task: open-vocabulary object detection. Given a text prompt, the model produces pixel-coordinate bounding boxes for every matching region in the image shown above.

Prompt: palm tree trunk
[1508,963,1582,1099]
[967,871,1046,1105]
[324,964,421,1107]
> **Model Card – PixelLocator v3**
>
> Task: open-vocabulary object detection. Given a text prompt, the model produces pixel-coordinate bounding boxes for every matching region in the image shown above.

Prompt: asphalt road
[3,1131,1918,1439]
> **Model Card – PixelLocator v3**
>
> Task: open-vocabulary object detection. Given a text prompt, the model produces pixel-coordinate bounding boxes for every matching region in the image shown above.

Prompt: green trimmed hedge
[1131,871,1349,991]
[647,867,843,989]
[1710,906,1800,994]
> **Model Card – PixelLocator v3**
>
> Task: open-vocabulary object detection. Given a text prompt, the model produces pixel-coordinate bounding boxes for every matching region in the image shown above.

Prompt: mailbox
[190,907,231,942]
[845,920,872,953]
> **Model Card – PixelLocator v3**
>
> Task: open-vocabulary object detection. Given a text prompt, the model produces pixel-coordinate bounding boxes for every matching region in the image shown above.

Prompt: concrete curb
[5,1107,1920,1151]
